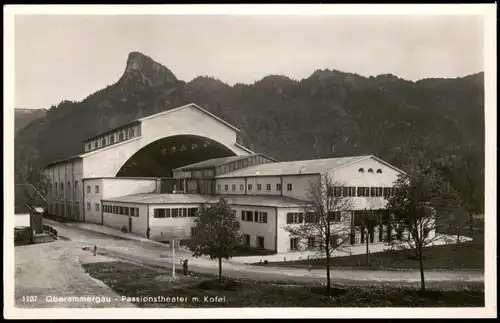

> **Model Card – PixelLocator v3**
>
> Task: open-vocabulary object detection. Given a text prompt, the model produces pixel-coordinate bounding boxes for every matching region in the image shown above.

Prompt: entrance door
[128,217,132,233]
[257,236,265,249]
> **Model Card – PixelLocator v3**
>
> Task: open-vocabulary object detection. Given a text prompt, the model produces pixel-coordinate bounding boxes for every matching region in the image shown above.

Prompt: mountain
[15,52,485,212]
[15,108,46,132]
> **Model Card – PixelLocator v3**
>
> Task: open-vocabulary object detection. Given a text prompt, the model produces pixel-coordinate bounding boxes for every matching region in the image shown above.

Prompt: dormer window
[368,168,374,173]
[376,169,383,174]
[358,168,365,173]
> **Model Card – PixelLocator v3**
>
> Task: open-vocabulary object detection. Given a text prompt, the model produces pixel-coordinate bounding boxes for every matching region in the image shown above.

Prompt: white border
[4,4,497,319]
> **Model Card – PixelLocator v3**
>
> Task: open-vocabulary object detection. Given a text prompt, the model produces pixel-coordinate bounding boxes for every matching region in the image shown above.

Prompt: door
[257,236,265,249]
[128,217,132,233]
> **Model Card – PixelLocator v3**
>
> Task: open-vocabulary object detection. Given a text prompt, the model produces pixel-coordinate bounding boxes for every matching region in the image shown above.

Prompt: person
[146,227,150,239]
[182,259,189,276]
[93,245,97,256]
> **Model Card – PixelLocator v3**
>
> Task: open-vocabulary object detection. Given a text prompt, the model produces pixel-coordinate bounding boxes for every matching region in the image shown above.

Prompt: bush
[120,226,128,233]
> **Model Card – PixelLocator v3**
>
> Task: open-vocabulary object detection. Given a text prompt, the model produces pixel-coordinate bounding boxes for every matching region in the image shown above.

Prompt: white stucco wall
[232,205,277,251]
[326,157,403,211]
[148,203,200,241]
[46,159,84,221]
[81,105,250,178]
[101,201,148,237]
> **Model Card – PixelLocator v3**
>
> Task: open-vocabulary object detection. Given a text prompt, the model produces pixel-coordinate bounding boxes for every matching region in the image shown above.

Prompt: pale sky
[14,14,484,110]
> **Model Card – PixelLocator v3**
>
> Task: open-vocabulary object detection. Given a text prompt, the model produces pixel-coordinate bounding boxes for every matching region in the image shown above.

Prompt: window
[217,184,221,192]
[87,203,91,211]
[172,208,180,218]
[254,212,268,223]
[287,183,292,191]
[277,183,282,191]
[370,187,383,197]
[188,208,198,217]
[101,138,106,146]
[74,181,78,200]
[154,209,166,218]
[368,168,374,173]
[307,236,316,249]
[240,184,244,191]
[257,184,262,191]
[87,185,91,193]
[266,184,271,191]
[60,183,64,198]
[119,132,124,141]
[110,135,115,144]
[95,185,99,194]
[290,238,299,251]
[224,184,228,191]
[242,211,254,222]
[243,234,250,246]
[358,168,365,173]
[135,208,139,217]
[130,208,135,217]
[129,128,135,138]
[87,143,92,150]
[328,211,342,222]
[248,184,253,191]
[257,236,265,249]
[182,208,187,217]
[357,187,370,197]
[305,212,318,223]
[333,186,343,197]
[124,207,129,216]
[376,169,383,174]
[342,187,356,197]
[232,184,236,192]
[95,204,100,212]
[286,212,303,224]
[119,207,124,215]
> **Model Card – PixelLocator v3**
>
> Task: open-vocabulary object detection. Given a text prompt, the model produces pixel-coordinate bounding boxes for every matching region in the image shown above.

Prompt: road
[45,220,484,288]
[14,240,135,308]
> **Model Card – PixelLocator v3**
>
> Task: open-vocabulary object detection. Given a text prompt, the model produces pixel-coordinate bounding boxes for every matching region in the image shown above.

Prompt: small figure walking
[93,245,97,256]
[182,259,189,276]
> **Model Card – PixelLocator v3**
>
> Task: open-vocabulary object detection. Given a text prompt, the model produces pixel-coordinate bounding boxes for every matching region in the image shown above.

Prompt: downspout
[244,178,248,195]
[274,206,279,253]
[101,200,104,225]
[82,178,86,223]
[146,203,150,239]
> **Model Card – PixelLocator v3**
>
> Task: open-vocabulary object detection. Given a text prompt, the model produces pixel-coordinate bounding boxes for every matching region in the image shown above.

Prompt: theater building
[45,103,430,254]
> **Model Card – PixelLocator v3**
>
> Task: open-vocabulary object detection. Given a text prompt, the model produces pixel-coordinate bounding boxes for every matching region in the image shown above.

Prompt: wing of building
[45,102,432,254]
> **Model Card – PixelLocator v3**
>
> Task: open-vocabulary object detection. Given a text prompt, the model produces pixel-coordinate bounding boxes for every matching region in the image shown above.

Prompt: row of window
[86,126,138,151]
[218,183,292,193]
[153,208,199,218]
[286,211,342,224]
[241,211,268,223]
[102,204,140,217]
[358,168,383,174]
[49,182,101,200]
[328,186,401,198]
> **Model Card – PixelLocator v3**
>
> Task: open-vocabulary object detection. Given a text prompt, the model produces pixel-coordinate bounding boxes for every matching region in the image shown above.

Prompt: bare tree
[387,163,462,292]
[283,173,354,297]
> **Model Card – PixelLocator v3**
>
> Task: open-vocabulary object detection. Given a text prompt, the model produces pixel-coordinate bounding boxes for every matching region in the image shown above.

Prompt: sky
[14,12,485,110]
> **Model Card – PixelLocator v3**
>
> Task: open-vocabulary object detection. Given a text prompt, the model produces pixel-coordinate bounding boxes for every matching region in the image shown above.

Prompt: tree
[190,197,242,281]
[353,209,379,267]
[283,173,354,297]
[386,163,462,291]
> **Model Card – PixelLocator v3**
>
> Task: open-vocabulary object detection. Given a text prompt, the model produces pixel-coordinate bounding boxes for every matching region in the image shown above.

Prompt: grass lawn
[82,261,484,307]
[255,231,484,271]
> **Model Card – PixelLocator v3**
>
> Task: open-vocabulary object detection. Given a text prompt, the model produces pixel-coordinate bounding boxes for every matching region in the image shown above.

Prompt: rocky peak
[119,52,178,87]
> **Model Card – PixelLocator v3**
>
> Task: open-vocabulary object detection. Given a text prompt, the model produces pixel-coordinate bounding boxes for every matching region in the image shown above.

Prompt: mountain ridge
[15,51,485,212]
